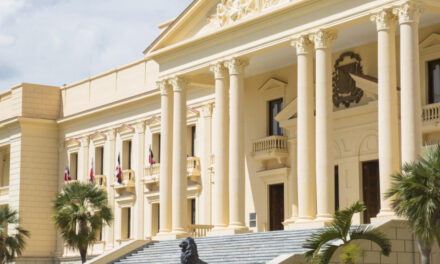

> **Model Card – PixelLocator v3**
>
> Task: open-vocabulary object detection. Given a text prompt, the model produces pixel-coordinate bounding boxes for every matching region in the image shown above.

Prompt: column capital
[224,58,249,75]
[106,129,117,141]
[292,35,313,55]
[309,30,338,49]
[157,80,172,96]
[81,136,89,147]
[170,76,190,92]
[210,62,228,79]
[371,9,397,31]
[393,1,424,24]
[135,121,146,134]
[201,103,214,118]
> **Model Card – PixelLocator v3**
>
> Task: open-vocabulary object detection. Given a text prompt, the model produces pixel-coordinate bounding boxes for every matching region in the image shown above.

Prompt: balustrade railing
[145,163,160,178]
[187,157,200,170]
[94,175,106,189]
[188,224,214,238]
[423,102,440,123]
[252,135,288,152]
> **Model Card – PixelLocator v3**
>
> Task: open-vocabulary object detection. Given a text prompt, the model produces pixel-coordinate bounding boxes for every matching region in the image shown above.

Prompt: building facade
[1,0,440,262]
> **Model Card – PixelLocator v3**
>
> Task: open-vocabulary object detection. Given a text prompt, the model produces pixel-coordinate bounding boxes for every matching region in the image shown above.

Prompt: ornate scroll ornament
[170,76,190,92]
[392,1,424,24]
[371,9,397,31]
[210,62,228,79]
[332,52,364,108]
[292,35,313,55]
[157,80,171,96]
[212,0,257,27]
[309,30,338,49]
[224,58,249,75]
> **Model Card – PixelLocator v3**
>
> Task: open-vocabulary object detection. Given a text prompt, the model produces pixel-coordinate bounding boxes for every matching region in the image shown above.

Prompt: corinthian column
[371,9,400,218]
[225,58,249,231]
[292,36,316,222]
[158,80,173,235]
[310,30,337,221]
[210,62,230,231]
[393,2,423,164]
[171,76,189,236]
[134,121,146,239]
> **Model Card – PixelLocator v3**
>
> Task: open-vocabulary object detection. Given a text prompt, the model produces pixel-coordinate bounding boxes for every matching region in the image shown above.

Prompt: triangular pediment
[66,138,81,149]
[144,0,292,55]
[420,33,440,50]
[90,131,107,145]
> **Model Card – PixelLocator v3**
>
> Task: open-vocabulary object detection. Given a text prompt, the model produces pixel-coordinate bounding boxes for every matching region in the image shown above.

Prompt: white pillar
[158,80,173,235]
[199,104,213,225]
[371,9,400,218]
[210,62,230,230]
[134,121,146,239]
[311,30,337,221]
[225,58,249,231]
[393,2,423,164]
[293,36,316,222]
[80,136,89,183]
[105,129,116,249]
[171,76,189,235]
[284,139,298,228]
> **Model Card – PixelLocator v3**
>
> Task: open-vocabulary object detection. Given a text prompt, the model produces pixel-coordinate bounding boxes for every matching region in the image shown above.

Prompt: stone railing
[187,157,201,178]
[94,175,106,190]
[188,224,214,238]
[252,135,288,153]
[423,102,440,123]
[145,163,160,179]
[122,170,135,186]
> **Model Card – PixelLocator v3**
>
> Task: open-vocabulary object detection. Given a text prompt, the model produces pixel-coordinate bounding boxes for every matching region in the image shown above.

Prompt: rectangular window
[428,59,440,104]
[121,207,131,239]
[191,126,196,157]
[122,140,132,170]
[268,98,284,136]
[95,147,104,175]
[70,153,78,180]
[191,199,196,225]
[152,133,161,163]
[335,165,339,212]
[249,213,257,228]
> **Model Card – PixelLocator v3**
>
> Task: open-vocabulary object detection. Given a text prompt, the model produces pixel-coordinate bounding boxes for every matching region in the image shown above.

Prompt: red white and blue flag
[89,159,94,183]
[148,145,155,165]
[115,153,122,184]
[64,166,71,182]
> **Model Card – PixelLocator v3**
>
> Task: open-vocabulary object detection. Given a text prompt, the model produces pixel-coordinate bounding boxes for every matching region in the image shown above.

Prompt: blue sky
[0,0,193,91]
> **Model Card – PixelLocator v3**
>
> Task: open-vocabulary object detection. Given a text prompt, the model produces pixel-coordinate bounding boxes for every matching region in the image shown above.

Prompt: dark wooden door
[362,160,380,224]
[269,184,284,231]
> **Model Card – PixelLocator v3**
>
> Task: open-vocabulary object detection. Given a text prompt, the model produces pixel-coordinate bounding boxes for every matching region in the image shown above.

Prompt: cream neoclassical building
[1,0,440,263]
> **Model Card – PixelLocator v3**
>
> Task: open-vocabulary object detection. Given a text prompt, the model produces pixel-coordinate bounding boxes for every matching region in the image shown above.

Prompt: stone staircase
[113,229,318,264]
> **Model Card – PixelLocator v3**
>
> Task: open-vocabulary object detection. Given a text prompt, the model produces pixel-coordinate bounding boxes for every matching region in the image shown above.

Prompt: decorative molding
[90,131,107,146]
[209,0,290,27]
[170,76,190,92]
[258,77,287,101]
[370,9,397,31]
[65,138,81,150]
[118,124,135,140]
[135,121,146,134]
[392,1,424,24]
[309,30,338,49]
[224,58,249,75]
[210,62,228,79]
[80,136,89,147]
[157,80,172,96]
[332,52,364,108]
[200,103,214,118]
[292,35,313,55]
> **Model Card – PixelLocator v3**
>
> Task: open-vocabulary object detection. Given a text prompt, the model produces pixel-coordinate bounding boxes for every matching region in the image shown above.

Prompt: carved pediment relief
[66,138,81,149]
[209,0,290,27]
[90,131,107,146]
[118,124,135,140]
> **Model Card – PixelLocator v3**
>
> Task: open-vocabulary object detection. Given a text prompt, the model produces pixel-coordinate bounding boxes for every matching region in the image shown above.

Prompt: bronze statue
[179,237,207,264]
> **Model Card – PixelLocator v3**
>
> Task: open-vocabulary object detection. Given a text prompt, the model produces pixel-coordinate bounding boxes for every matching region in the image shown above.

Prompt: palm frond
[350,225,391,256]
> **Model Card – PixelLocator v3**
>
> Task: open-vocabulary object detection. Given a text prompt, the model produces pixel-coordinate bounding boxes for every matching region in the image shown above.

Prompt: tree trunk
[79,247,87,263]
[417,239,431,264]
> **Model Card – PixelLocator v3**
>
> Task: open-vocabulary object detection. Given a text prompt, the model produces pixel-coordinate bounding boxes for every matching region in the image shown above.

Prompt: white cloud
[0,0,193,91]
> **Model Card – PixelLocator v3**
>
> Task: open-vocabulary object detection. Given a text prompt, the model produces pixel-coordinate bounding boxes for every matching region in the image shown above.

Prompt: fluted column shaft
[311,30,337,220]
[226,58,248,229]
[210,63,230,230]
[158,81,173,234]
[372,10,400,217]
[171,76,189,234]
[394,2,423,164]
[293,36,316,221]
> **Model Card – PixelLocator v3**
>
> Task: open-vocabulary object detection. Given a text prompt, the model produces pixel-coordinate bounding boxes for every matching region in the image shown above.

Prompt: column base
[153,231,189,241]
[283,217,298,230]
[224,224,251,235]
[371,210,401,224]
[314,214,333,223]
[289,217,330,229]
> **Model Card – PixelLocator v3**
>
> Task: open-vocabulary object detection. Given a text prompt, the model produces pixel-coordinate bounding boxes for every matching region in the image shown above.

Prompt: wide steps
[114,229,317,264]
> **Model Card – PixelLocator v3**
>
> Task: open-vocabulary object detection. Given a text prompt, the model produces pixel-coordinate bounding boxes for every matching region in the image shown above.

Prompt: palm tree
[302,201,391,264]
[386,144,440,264]
[0,206,30,264]
[54,182,112,263]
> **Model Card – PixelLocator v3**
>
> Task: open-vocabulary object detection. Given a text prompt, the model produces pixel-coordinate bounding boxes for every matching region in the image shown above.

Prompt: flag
[148,145,155,165]
[115,153,122,184]
[64,166,71,182]
[90,159,94,183]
